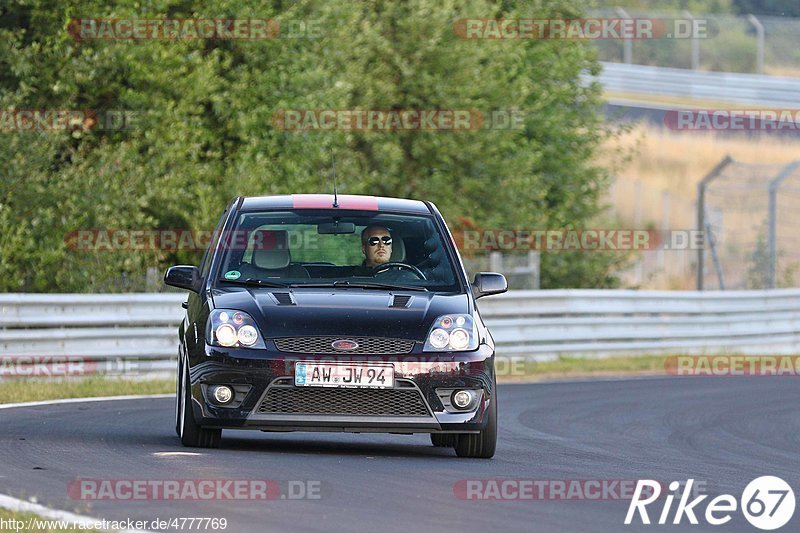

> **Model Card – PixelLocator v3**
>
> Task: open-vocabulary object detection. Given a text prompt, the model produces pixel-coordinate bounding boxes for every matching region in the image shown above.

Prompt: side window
[200,207,229,278]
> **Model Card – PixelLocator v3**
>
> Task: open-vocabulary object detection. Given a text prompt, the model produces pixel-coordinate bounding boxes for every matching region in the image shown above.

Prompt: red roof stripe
[291,195,379,210]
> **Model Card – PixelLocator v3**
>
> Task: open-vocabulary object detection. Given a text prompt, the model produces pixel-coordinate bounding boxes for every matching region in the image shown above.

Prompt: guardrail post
[615,7,633,64]
[489,251,502,273]
[697,155,733,290]
[767,161,800,288]
[528,251,540,290]
[746,14,765,74]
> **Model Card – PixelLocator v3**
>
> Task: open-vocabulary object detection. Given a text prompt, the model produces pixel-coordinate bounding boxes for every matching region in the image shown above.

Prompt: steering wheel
[372,262,427,280]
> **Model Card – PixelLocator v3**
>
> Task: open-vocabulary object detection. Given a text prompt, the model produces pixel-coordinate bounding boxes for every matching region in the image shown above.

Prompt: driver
[361,225,393,268]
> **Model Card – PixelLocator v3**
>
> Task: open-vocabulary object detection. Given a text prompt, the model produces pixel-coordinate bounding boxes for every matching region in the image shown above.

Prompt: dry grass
[498,354,670,382]
[605,91,755,109]
[601,125,800,222]
[764,65,800,78]
[597,124,800,288]
[0,377,173,404]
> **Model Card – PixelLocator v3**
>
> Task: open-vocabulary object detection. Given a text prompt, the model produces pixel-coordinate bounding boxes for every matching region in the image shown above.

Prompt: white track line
[0,493,155,532]
[0,395,172,531]
[0,394,173,410]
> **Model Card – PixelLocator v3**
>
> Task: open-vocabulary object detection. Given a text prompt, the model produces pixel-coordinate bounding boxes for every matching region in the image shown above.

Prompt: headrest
[252,230,291,270]
[423,237,443,266]
[390,236,405,262]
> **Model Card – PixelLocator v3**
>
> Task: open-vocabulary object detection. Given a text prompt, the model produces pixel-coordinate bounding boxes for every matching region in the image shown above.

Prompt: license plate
[294,362,394,389]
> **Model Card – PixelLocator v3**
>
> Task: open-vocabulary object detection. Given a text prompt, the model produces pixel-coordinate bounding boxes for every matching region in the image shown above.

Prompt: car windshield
[214,209,461,292]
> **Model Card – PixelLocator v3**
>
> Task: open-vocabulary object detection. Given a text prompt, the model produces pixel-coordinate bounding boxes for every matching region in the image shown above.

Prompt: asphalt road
[1,377,798,533]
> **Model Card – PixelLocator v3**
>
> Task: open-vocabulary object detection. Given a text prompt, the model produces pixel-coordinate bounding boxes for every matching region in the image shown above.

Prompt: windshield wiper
[220,278,289,288]
[289,280,428,292]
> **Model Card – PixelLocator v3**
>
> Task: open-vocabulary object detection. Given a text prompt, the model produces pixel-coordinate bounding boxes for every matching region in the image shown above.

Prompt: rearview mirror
[472,272,508,299]
[164,265,201,293]
[318,221,356,235]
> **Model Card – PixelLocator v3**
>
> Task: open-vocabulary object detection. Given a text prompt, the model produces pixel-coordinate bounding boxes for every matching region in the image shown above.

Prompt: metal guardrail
[1,290,799,375]
[595,62,800,107]
[482,289,800,359]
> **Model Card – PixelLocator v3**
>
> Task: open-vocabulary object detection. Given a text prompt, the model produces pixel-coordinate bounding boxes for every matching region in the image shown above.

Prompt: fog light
[452,390,474,409]
[211,385,233,404]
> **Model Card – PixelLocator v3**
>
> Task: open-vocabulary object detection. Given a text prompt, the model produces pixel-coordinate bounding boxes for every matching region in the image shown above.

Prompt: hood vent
[389,294,412,308]
[272,292,296,306]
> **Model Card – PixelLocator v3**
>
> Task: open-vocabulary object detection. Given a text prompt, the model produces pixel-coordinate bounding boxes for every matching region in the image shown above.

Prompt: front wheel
[174,355,182,436]
[178,359,221,448]
[454,388,497,459]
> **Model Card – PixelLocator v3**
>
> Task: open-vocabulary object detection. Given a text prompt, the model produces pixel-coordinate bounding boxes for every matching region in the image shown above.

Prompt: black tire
[179,359,222,448]
[174,355,182,437]
[430,434,456,447]
[454,388,497,459]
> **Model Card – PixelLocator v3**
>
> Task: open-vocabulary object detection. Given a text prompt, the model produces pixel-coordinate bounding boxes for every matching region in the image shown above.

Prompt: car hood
[210,287,469,340]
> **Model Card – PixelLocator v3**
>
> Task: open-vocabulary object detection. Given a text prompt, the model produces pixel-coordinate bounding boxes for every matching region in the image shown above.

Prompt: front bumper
[186,343,496,434]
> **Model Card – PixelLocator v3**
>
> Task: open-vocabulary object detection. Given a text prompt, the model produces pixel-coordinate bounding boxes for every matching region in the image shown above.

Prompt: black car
[165,194,507,458]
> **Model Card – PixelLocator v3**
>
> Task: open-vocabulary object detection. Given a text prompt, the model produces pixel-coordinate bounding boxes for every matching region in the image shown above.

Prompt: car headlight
[208,310,266,349]
[423,314,478,352]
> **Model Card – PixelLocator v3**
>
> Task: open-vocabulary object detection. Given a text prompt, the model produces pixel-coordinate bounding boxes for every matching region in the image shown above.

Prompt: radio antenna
[330,149,339,207]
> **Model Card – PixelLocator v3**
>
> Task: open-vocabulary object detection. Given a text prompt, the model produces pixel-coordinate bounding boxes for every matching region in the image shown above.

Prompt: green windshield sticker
[224,270,241,280]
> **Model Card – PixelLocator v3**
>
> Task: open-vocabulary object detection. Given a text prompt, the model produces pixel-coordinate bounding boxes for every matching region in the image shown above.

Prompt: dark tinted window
[214,210,460,292]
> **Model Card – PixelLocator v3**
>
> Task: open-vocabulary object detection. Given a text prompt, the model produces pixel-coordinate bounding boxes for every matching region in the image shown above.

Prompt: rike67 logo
[626,477,795,530]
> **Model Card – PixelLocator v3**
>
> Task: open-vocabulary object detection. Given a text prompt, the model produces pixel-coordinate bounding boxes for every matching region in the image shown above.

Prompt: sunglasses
[367,236,392,246]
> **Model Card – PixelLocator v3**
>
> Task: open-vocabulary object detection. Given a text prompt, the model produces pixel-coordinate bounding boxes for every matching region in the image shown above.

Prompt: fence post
[697,155,733,290]
[658,190,671,272]
[615,7,633,64]
[746,14,765,74]
[683,11,700,70]
[767,161,800,288]
[634,180,643,284]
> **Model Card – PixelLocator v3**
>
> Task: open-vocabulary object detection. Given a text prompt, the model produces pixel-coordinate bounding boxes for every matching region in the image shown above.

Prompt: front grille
[274,336,415,355]
[257,385,430,416]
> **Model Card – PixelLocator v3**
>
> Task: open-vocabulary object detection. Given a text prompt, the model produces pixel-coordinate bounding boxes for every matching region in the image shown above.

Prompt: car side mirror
[472,272,508,299]
[164,265,202,293]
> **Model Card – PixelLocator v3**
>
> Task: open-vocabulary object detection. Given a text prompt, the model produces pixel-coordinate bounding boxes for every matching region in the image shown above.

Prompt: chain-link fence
[591,8,800,75]
[698,157,800,290]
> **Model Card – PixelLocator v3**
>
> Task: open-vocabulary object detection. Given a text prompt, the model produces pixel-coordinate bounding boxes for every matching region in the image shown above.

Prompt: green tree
[1,0,621,291]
